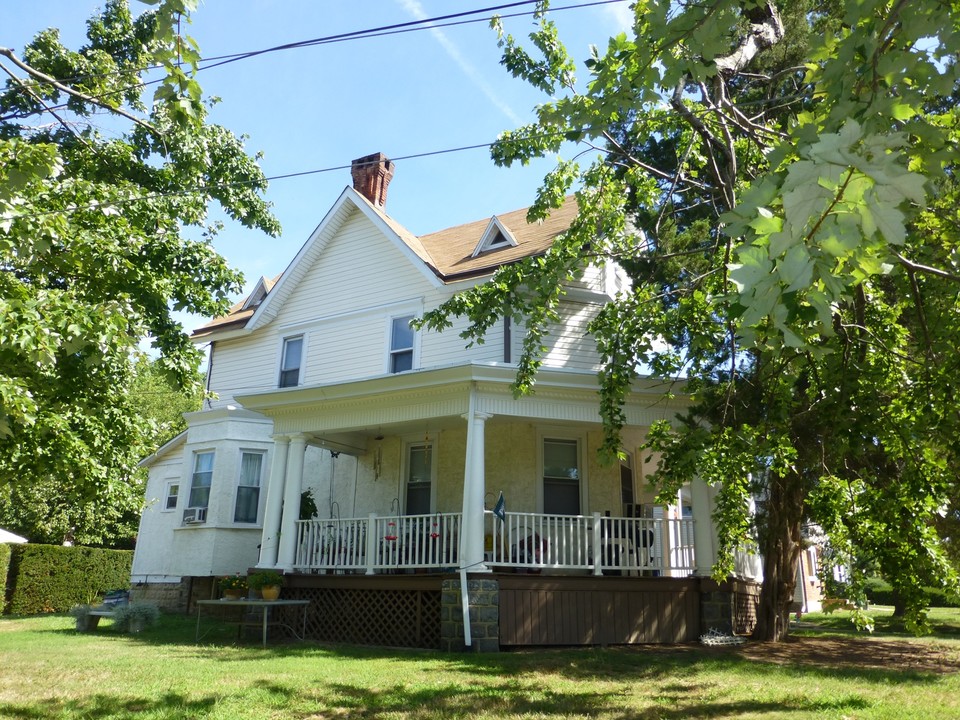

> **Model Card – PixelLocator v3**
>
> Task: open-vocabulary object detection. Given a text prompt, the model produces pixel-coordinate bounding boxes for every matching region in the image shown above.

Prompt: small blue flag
[493,491,506,522]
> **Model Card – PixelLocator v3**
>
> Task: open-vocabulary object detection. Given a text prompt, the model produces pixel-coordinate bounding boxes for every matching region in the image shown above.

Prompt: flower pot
[260,585,281,601]
[223,589,243,600]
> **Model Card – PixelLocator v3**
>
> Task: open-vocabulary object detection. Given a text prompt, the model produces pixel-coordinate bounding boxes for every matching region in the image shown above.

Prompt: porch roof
[234,363,688,449]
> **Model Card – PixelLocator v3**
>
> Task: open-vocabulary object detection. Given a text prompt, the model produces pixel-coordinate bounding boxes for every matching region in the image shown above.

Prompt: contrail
[396,0,524,126]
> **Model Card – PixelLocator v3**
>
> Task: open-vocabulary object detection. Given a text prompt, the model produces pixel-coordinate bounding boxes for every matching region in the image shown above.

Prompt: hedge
[0,543,11,613]
[863,577,960,609]
[6,544,133,614]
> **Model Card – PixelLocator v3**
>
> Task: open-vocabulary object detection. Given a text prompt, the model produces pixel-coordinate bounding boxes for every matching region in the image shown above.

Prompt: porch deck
[295,510,697,577]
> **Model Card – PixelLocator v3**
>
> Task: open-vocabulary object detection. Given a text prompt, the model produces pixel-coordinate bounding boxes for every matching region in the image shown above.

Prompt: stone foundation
[440,576,500,652]
[699,578,761,636]
[130,580,190,613]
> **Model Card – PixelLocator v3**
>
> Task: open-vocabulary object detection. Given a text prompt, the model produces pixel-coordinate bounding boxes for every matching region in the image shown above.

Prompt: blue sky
[6,1,630,314]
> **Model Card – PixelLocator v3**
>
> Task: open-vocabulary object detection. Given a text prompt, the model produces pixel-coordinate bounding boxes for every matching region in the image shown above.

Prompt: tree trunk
[892,591,906,618]
[752,474,805,642]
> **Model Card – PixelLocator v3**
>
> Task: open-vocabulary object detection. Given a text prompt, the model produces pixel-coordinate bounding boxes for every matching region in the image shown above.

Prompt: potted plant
[112,602,160,633]
[218,574,247,600]
[246,570,284,601]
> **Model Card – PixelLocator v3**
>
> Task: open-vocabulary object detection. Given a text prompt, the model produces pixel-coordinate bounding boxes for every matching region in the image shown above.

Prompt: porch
[294,510,696,577]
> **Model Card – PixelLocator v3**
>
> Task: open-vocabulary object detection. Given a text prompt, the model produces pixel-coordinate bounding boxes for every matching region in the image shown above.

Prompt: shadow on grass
[46,612,957,686]
[0,680,874,720]
[15,616,951,719]
[0,692,217,720]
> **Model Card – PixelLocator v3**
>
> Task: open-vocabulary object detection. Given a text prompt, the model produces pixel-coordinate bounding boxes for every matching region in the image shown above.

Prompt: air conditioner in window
[182,507,207,524]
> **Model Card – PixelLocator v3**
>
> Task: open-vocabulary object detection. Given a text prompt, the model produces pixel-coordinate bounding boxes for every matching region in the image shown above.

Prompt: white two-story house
[132,153,759,650]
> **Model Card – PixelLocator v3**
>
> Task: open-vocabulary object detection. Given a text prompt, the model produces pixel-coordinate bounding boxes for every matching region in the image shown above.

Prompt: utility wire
[1,0,624,221]
[2,132,580,222]
[2,0,625,108]
[197,0,546,72]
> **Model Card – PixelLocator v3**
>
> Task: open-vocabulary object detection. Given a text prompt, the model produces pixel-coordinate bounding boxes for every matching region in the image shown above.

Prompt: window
[619,455,634,518]
[405,443,432,515]
[163,482,179,511]
[543,438,580,515]
[279,336,303,387]
[189,451,214,509]
[234,451,264,523]
[487,229,510,248]
[390,316,414,373]
[503,314,512,364]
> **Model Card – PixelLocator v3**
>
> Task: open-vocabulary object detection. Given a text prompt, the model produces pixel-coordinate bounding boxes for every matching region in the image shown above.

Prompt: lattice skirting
[291,586,441,649]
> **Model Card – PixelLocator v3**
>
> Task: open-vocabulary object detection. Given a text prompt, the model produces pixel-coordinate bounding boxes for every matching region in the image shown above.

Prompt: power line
[1,1,623,221]
[195,0,628,69]
[197,0,546,72]
[1,133,578,222]
[2,0,624,106]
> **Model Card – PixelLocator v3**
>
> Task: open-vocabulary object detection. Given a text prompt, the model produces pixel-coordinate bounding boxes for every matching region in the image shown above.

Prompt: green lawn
[1,610,958,719]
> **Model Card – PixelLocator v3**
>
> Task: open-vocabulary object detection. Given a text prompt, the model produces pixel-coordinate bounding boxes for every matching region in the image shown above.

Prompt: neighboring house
[0,528,27,544]
[132,153,761,649]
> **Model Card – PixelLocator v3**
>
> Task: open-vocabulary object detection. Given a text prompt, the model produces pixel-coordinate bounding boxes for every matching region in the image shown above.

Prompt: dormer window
[241,276,271,311]
[471,217,518,257]
[488,229,510,248]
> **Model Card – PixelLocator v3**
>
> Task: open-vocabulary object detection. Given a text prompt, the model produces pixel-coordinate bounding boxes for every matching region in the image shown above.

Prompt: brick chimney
[351,152,395,207]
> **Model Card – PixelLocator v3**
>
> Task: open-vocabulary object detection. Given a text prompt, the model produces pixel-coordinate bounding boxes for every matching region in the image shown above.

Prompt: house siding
[203,208,609,409]
[541,300,604,372]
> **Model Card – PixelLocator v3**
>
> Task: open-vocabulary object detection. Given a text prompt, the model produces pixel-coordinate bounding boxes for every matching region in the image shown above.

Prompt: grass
[797,605,960,637]
[0,610,958,719]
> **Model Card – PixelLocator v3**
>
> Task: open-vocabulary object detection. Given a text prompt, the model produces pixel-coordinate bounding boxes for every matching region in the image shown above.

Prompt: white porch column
[460,410,492,573]
[257,435,290,568]
[276,433,308,571]
[690,477,716,576]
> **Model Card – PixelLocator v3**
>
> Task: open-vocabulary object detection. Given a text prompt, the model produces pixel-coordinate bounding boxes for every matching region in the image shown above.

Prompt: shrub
[6,544,132,614]
[112,602,160,632]
[862,577,960,609]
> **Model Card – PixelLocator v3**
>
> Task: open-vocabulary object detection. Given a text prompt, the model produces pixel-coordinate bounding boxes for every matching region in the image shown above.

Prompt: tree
[420,0,960,640]
[0,1,279,509]
[0,356,204,547]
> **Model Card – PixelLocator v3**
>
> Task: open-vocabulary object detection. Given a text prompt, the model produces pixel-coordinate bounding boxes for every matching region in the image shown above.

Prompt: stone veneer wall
[130,581,190,613]
[440,576,500,652]
[699,578,761,635]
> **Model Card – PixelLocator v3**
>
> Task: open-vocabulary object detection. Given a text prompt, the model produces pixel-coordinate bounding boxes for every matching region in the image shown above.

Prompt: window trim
[537,429,587,516]
[402,436,437,515]
[278,334,305,388]
[387,314,417,374]
[188,450,215,510]
[233,449,265,524]
[162,480,179,512]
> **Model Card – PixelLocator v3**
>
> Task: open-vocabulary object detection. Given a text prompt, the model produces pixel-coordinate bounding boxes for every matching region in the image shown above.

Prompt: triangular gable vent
[471,216,518,257]
[240,276,271,311]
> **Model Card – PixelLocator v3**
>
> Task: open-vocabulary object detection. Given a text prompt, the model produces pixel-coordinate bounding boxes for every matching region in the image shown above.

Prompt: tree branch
[896,253,960,283]
[714,1,785,76]
[0,47,157,136]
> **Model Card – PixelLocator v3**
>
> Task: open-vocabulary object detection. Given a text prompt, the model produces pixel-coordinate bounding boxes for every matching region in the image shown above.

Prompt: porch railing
[485,511,696,575]
[294,510,695,576]
[295,512,461,574]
